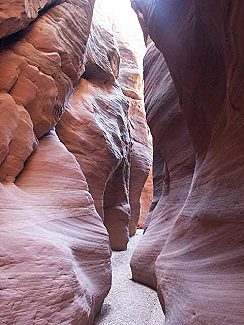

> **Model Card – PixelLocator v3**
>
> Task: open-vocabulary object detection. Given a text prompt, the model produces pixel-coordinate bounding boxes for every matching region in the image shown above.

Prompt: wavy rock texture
[109,0,152,236]
[57,0,152,249]
[56,4,131,251]
[0,1,113,323]
[0,0,54,38]
[56,78,131,251]
[0,131,111,324]
[131,41,195,290]
[132,1,244,324]
[0,93,37,182]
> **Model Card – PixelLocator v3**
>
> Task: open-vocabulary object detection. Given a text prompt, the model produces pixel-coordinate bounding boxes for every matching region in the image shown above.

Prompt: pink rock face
[0,0,152,322]
[56,5,131,251]
[131,41,195,290]
[0,1,114,322]
[0,0,94,182]
[0,0,54,38]
[107,0,153,236]
[56,78,131,251]
[0,0,94,139]
[57,1,152,250]
[132,1,244,324]
[0,131,111,324]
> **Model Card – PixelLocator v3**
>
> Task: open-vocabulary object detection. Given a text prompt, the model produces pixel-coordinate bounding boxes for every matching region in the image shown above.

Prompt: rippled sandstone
[132,1,244,324]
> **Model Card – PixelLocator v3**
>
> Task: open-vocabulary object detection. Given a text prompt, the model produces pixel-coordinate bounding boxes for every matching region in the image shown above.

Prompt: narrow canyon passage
[0,0,244,324]
[95,230,165,325]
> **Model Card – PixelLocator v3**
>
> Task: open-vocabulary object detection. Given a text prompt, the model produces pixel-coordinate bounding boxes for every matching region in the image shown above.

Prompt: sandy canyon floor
[94,230,165,325]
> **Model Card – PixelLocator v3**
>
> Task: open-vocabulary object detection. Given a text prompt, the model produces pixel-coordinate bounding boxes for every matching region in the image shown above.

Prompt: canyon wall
[0,0,151,323]
[131,41,195,291]
[132,1,244,324]
[56,0,152,249]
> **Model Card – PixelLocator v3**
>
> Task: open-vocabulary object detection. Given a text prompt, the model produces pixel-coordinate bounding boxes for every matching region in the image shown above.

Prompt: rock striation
[0,0,95,181]
[57,0,152,250]
[131,41,195,291]
[132,1,244,324]
[0,0,113,323]
[0,131,111,324]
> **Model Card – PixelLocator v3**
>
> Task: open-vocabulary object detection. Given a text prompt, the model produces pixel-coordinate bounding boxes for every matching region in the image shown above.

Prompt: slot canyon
[0,0,243,324]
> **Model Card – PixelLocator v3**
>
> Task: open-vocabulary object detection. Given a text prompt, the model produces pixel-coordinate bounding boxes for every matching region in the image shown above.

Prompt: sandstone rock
[106,0,152,236]
[84,8,120,83]
[128,99,152,236]
[0,0,94,181]
[0,0,152,322]
[56,78,131,251]
[110,0,145,100]
[0,0,53,38]
[57,0,151,250]
[0,131,111,324]
[0,93,37,182]
[1,0,94,138]
[138,167,153,229]
[132,1,244,323]
[131,41,195,290]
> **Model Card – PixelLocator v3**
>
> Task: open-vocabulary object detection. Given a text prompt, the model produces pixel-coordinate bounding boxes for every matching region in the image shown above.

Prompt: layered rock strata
[0,0,152,322]
[0,0,95,181]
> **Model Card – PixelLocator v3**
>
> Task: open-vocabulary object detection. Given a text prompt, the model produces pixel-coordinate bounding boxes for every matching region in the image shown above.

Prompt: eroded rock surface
[0,131,111,324]
[0,0,94,181]
[0,1,113,323]
[57,0,152,250]
[132,1,244,324]
[56,78,131,251]
[0,0,152,322]
[128,99,152,236]
[0,0,54,38]
[131,41,195,290]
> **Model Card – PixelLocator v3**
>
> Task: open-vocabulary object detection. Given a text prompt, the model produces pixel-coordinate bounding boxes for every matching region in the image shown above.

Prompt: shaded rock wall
[132,1,244,324]
[131,41,195,290]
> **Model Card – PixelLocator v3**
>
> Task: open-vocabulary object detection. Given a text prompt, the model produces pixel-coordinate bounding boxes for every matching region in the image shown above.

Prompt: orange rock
[0,0,94,138]
[138,167,153,229]
[128,99,152,236]
[0,0,94,181]
[0,0,54,38]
